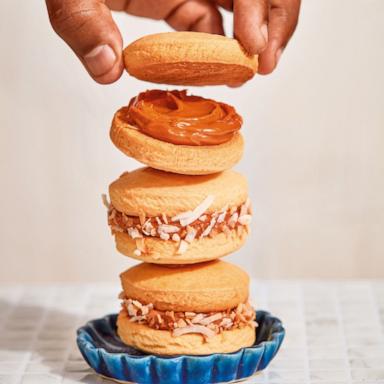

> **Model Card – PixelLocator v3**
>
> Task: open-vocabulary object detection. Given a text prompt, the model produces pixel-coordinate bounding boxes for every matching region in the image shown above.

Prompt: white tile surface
[0,281,383,384]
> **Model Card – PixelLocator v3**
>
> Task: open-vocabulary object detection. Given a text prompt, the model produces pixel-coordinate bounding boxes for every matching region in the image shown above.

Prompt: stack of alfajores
[104,32,259,356]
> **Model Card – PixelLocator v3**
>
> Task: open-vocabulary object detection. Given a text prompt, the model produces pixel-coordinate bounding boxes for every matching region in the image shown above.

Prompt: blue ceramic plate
[77,311,284,384]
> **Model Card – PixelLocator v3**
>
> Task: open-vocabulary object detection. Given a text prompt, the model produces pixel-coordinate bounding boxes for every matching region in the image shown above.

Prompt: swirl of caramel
[121,90,242,146]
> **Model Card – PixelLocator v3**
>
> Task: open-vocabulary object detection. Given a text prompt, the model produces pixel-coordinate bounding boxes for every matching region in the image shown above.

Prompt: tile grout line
[298,282,311,384]
[261,281,268,384]
[247,280,268,384]
[246,280,267,384]
[333,283,353,384]
[369,282,384,340]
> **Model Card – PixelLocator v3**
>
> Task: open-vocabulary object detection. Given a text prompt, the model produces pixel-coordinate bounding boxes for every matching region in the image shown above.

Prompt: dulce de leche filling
[120,295,257,339]
[103,195,252,256]
[120,89,242,146]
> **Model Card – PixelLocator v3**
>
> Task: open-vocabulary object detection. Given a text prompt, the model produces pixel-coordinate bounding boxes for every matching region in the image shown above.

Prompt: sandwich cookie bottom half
[103,167,252,264]
[117,260,257,356]
[110,89,244,175]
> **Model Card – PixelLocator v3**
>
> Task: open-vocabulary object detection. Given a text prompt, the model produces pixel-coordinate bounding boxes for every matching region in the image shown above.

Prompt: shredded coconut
[177,240,189,255]
[106,196,252,254]
[139,212,146,226]
[172,233,180,242]
[101,194,110,209]
[120,295,257,340]
[173,325,216,338]
[172,195,215,227]
[158,224,180,233]
[159,232,170,241]
[128,227,142,239]
[161,213,168,224]
[238,214,252,225]
[200,217,217,238]
[228,212,239,228]
[185,227,197,243]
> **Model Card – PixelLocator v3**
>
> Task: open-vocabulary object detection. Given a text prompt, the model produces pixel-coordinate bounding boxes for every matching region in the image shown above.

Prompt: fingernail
[260,24,268,45]
[84,45,116,77]
[275,48,283,65]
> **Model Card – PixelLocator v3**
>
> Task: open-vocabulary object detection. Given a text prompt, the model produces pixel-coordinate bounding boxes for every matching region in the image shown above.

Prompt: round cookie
[119,260,249,312]
[107,167,252,264]
[117,311,255,356]
[114,230,246,265]
[110,108,244,175]
[117,261,256,355]
[123,32,258,86]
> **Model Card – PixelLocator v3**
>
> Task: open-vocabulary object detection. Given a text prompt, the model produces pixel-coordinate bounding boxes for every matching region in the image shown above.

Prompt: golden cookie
[110,89,244,175]
[117,261,256,355]
[120,260,249,312]
[123,32,258,86]
[117,311,255,355]
[107,167,252,264]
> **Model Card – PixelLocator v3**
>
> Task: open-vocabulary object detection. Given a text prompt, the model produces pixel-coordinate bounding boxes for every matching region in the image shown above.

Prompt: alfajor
[117,261,257,355]
[110,89,244,175]
[104,167,252,264]
[123,32,258,86]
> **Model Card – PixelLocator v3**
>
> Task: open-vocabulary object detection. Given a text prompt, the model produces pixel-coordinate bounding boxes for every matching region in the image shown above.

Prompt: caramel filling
[107,198,252,255]
[120,295,257,339]
[120,89,242,146]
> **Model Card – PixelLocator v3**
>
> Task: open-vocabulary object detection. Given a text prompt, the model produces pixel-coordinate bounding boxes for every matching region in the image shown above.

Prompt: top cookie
[123,32,258,86]
[120,260,250,312]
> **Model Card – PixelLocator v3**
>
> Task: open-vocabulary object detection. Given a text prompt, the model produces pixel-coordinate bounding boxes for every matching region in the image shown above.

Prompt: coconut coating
[117,310,256,355]
[114,227,248,264]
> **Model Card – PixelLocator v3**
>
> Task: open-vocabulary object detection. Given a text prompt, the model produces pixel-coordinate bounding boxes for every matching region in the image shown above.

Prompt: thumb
[46,0,123,84]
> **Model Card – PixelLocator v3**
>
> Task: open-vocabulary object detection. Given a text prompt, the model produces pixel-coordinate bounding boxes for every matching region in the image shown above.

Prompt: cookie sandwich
[104,167,251,264]
[110,89,244,175]
[117,260,257,355]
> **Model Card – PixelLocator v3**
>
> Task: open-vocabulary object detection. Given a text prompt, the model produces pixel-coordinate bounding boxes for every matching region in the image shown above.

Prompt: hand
[233,0,301,74]
[46,0,301,84]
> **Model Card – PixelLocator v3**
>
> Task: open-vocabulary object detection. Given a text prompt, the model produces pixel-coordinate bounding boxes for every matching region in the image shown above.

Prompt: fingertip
[90,56,124,84]
[239,37,267,57]
[257,43,283,75]
[276,48,283,65]
[257,65,273,76]
[83,44,118,77]
[257,54,274,75]
[235,25,268,56]
[238,37,258,56]
[46,0,125,84]
[82,32,124,84]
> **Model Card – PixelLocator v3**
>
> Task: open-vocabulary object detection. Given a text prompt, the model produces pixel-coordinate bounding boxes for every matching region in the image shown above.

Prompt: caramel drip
[121,90,242,146]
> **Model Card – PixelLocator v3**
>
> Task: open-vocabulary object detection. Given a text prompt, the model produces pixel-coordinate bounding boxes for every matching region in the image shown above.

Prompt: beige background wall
[0,1,383,282]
